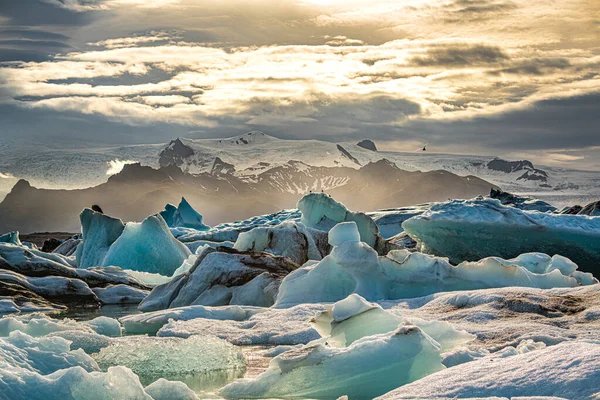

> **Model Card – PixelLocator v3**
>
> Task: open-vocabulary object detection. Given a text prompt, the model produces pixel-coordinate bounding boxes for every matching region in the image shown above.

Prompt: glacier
[402,197,600,273]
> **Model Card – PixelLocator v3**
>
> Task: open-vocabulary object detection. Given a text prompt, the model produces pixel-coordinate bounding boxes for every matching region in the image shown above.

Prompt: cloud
[410,44,508,66]
[0,0,598,170]
[0,172,16,179]
[106,159,137,175]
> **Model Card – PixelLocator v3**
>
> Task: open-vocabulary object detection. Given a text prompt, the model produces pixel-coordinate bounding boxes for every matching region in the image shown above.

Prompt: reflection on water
[137,368,246,393]
[50,304,141,322]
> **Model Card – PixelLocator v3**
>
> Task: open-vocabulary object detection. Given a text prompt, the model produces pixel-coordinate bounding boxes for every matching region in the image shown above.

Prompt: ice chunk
[48,330,114,354]
[298,193,383,250]
[311,294,402,348]
[120,304,263,335]
[312,295,473,351]
[172,197,210,230]
[376,341,600,400]
[140,248,296,311]
[0,365,158,400]
[0,315,92,337]
[275,235,590,306]
[94,335,246,388]
[234,221,328,264]
[0,231,21,245]
[402,198,600,273]
[0,330,98,374]
[157,304,323,346]
[328,221,360,247]
[144,378,199,400]
[76,208,125,269]
[159,203,177,227]
[219,326,445,399]
[83,317,122,337]
[101,214,191,275]
[92,284,149,305]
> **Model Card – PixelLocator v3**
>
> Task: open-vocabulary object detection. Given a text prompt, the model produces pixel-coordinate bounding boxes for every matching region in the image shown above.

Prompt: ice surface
[101,214,191,275]
[144,378,199,400]
[0,315,97,337]
[48,330,114,354]
[312,294,473,351]
[1,365,160,400]
[94,335,246,387]
[120,304,263,335]
[219,326,445,399]
[0,330,98,374]
[76,208,125,269]
[375,341,600,399]
[402,198,600,273]
[157,304,324,346]
[82,316,122,337]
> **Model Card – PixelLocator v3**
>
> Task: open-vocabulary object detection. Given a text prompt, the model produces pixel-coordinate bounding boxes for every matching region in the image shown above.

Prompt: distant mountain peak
[486,158,548,183]
[211,157,236,176]
[357,139,377,152]
[159,138,195,168]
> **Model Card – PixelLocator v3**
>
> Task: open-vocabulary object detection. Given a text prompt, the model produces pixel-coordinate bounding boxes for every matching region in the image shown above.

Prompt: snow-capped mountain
[1,132,598,206]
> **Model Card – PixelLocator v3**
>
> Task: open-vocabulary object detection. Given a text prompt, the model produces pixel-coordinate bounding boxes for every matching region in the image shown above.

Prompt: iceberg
[297,193,391,253]
[402,198,600,273]
[164,197,211,230]
[139,247,298,311]
[375,341,600,400]
[101,214,191,275]
[76,208,125,269]
[0,231,21,245]
[233,221,328,264]
[219,326,445,399]
[275,221,595,306]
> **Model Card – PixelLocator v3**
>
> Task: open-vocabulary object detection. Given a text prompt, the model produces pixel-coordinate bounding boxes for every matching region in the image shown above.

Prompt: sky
[0,0,599,170]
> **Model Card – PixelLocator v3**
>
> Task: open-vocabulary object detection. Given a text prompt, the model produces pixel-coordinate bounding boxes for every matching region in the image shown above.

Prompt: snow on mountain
[1,132,598,206]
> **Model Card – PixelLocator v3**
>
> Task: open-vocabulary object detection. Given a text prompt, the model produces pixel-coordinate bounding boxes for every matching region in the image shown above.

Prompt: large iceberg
[139,246,298,311]
[101,214,190,275]
[233,221,328,264]
[76,208,125,269]
[275,221,596,306]
[402,198,600,273]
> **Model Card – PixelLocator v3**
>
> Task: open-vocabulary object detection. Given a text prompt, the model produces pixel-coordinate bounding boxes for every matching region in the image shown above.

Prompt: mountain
[0,158,496,233]
[1,131,598,209]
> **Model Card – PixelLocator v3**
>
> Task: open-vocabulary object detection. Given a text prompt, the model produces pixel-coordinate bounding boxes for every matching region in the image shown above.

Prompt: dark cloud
[404,93,600,152]
[411,44,509,66]
[0,0,98,26]
[488,58,571,76]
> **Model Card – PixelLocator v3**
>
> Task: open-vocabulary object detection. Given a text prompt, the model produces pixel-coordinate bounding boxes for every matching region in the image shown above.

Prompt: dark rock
[337,145,361,166]
[211,157,236,176]
[579,200,600,216]
[559,205,583,215]
[357,139,378,152]
[159,138,194,167]
[41,238,63,253]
